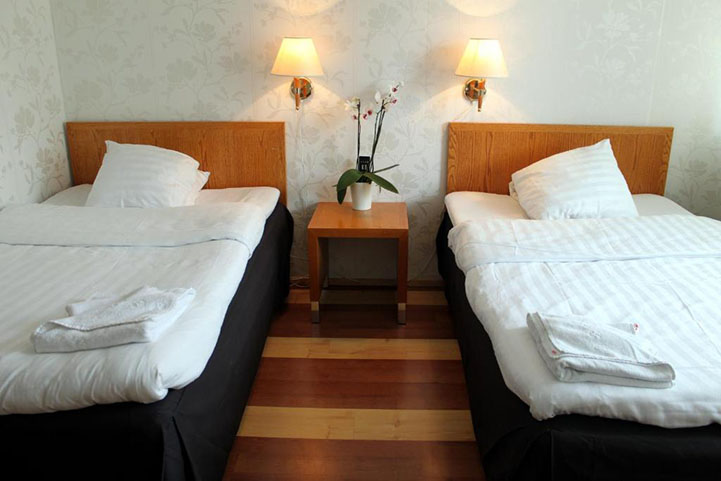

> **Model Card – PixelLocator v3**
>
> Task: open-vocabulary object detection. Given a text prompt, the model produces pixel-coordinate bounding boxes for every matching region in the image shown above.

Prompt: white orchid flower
[344,97,360,112]
[389,81,404,94]
[374,91,382,104]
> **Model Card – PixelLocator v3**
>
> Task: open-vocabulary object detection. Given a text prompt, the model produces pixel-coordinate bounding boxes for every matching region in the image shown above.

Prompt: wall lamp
[271,37,324,110]
[455,38,508,112]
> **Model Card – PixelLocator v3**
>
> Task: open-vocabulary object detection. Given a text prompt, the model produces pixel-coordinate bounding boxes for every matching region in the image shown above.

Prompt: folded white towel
[66,295,120,317]
[527,312,675,388]
[32,286,196,353]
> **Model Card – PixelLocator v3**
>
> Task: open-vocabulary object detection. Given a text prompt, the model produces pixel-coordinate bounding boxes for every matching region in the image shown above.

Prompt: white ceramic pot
[350,182,373,211]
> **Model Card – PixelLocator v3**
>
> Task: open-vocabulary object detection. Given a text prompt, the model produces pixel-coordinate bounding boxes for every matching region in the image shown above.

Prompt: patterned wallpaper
[0,0,69,206]
[43,0,721,280]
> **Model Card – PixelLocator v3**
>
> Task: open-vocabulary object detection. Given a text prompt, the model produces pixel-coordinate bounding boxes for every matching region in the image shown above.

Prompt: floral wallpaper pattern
[0,0,69,206]
[45,0,721,280]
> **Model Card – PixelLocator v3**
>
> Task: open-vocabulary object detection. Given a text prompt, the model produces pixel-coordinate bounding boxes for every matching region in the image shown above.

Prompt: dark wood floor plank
[248,381,469,409]
[224,437,485,481]
[270,305,455,339]
[249,358,469,409]
[254,358,466,383]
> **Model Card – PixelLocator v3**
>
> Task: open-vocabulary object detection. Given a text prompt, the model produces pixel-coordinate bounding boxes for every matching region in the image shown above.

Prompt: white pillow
[185,170,210,204]
[511,139,638,220]
[86,141,204,208]
[508,181,518,200]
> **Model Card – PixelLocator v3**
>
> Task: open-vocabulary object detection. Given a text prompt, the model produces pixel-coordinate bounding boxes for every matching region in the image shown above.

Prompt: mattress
[449,213,721,428]
[436,217,721,481]
[0,202,293,481]
[442,192,721,428]
[0,187,279,415]
[443,191,721,428]
[444,191,691,225]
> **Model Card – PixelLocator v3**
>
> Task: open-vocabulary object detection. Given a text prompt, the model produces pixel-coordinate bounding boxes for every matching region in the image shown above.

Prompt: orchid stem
[356,100,361,168]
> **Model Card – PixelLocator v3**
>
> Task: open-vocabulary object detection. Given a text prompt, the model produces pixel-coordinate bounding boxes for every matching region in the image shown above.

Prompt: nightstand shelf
[307,202,409,324]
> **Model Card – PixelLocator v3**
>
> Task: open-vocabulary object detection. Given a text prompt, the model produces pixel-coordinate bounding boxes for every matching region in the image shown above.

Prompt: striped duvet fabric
[0,203,267,414]
[449,214,721,269]
[449,214,721,428]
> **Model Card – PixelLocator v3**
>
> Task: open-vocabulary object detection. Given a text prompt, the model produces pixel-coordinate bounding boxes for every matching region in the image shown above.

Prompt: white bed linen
[448,214,721,428]
[44,184,280,218]
[85,141,203,208]
[445,191,691,226]
[510,139,638,220]
[0,202,267,414]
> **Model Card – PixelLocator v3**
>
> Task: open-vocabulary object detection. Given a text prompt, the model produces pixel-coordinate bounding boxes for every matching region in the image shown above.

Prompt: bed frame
[1,121,293,481]
[66,121,287,204]
[438,123,721,480]
[447,122,673,195]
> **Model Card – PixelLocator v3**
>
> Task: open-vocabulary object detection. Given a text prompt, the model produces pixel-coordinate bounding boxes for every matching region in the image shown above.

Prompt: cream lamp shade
[271,37,323,110]
[271,37,324,77]
[455,38,507,112]
[455,38,508,78]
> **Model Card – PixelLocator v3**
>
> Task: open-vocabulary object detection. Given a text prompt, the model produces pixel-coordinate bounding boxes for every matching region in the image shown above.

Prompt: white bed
[445,191,721,429]
[0,186,279,415]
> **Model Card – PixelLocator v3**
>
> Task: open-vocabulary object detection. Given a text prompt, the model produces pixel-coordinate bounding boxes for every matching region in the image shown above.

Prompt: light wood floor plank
[238,406,475,442]
[262,337,461,360]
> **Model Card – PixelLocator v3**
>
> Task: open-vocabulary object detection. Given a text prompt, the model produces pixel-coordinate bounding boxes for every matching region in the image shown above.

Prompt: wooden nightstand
[307,202,409,324]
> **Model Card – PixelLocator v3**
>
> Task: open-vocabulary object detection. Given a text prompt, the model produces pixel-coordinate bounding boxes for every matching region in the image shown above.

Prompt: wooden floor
[223,290,485,481]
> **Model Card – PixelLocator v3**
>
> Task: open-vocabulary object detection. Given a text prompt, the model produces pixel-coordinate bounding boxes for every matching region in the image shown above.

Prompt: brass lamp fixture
[455,38,508,112]
[271,37,324,110]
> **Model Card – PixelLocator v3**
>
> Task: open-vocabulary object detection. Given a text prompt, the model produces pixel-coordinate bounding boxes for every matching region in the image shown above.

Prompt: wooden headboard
[447,123,673,195]
[66,121,287,204]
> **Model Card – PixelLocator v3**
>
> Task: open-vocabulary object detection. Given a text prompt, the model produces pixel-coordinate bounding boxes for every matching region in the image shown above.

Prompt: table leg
[398,303,406,325]
[308,232,327,324]
[311,301,320,324]
[397,232,408,325]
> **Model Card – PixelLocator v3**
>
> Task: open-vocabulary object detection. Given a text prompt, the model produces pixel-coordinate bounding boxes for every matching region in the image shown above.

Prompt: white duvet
[0,202,267,414]
[449,214,721,428]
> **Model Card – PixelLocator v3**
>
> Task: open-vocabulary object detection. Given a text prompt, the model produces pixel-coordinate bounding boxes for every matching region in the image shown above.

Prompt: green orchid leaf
[336,169,364,191]
[371,163,399,175]
[363,172,399,194]
[335,168,398,203]
[336,169,365,204]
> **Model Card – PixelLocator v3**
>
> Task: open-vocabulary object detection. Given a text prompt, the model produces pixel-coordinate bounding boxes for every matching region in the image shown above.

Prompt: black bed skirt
[436,212,721,481]
[0,202,293,481]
